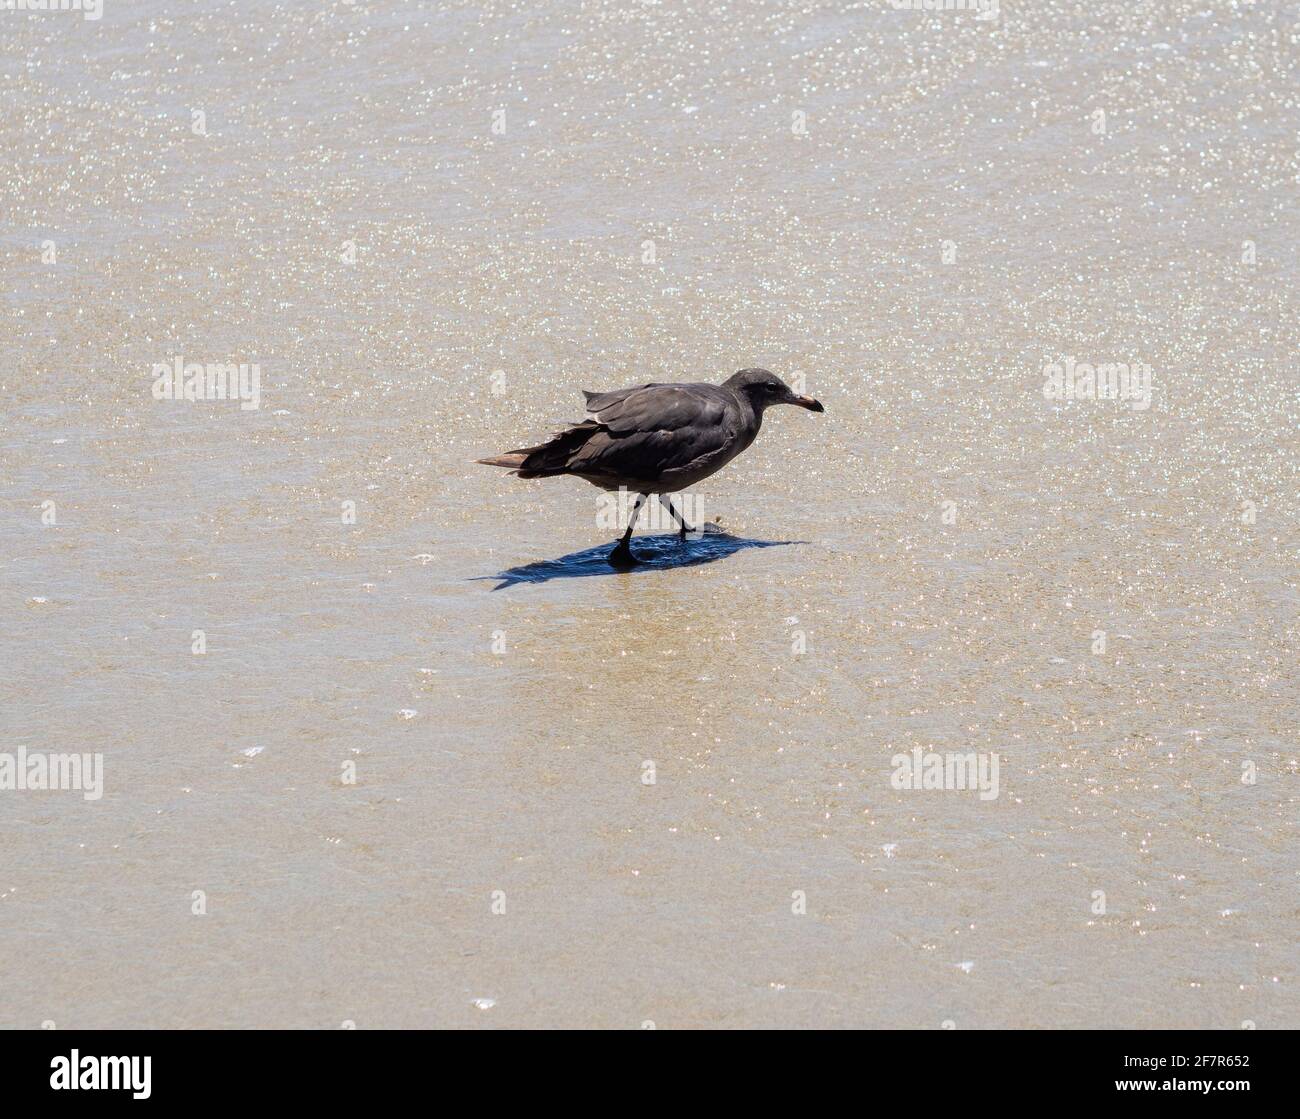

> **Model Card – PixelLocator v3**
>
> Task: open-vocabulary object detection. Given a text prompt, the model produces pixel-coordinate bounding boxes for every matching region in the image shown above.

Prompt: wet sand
[1,1,1296,1028]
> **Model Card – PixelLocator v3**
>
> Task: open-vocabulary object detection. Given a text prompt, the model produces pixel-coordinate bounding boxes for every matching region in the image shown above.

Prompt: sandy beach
[1,0,1296,1028]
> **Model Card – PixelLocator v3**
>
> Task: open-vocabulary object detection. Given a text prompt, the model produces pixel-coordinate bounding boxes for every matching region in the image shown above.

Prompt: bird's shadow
[476,525,801,590]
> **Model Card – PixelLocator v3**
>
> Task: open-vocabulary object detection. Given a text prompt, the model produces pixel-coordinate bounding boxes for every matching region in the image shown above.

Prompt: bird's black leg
[609,492,647,567]
[661,494,696,541]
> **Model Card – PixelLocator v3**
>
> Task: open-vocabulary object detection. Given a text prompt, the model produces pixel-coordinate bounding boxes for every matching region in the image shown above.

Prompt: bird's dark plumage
[478,369,822,492]
[477,368,823,564]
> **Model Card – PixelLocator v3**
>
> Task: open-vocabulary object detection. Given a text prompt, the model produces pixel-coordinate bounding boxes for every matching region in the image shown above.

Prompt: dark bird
[477,368,824,566]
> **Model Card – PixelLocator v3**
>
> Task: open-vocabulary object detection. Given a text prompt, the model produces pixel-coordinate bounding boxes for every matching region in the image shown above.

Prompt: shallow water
[1,1,1296,1028]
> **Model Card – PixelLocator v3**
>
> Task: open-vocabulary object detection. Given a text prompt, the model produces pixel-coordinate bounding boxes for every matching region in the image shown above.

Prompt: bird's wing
[582,385,647,415]
[570,383,736,479]
[582,383,726,434]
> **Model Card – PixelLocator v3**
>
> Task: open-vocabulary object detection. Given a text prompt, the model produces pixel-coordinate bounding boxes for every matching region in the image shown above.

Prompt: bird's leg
[661,494,696,541]
[609,492,646,567]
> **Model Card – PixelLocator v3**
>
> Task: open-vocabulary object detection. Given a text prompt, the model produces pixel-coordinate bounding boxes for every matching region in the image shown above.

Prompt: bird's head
[724,368,824,414]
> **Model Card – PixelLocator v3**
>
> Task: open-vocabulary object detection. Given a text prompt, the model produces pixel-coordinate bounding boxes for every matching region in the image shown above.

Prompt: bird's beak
[789,394,824,413]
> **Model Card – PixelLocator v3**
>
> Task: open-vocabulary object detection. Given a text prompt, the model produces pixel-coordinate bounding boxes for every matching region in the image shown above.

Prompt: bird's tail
[475,453,528,470]
[475,422,599,478]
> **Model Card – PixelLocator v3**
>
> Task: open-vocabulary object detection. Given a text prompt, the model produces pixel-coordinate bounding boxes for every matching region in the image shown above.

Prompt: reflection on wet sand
[480,526,800,590]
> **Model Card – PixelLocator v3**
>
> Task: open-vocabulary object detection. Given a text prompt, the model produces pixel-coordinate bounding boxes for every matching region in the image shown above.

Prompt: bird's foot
[608,541,639,568]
